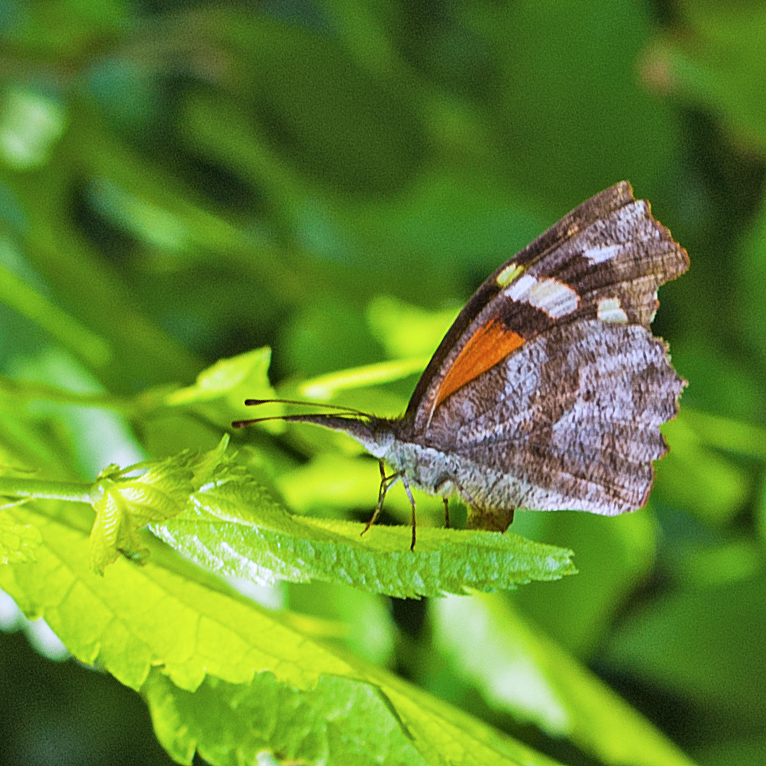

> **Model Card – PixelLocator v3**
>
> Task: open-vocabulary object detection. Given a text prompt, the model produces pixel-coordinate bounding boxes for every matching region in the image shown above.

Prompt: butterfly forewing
[410,182,688,431]
[403,183,637,423]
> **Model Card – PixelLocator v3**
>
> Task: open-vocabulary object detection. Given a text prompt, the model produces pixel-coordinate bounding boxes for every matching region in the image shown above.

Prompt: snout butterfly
[234,182,689,549]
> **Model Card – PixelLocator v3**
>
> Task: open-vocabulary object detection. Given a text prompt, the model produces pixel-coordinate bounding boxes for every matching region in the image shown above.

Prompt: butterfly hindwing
[423,319,684,527]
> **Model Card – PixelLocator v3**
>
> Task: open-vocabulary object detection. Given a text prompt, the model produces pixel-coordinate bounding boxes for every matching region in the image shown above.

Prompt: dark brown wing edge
[404,181,637,420]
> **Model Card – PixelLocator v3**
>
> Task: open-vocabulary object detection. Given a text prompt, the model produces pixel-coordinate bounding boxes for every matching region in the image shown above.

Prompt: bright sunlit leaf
[154,464,577,599]
[89,437,231,573]
[0,510,42,563]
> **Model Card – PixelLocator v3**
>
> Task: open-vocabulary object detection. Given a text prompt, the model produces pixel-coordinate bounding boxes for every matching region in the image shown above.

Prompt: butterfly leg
[362,459,400,537]
[433,475,455,530]
[400,476,418,551]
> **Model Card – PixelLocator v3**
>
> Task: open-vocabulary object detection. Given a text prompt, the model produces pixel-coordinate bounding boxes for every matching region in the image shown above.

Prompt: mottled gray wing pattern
[424,319,684,526]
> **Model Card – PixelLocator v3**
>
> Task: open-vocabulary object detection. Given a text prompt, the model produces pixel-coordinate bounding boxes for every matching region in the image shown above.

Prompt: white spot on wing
[598,297,629,323]
[505,274,578,318]
[505,274,579,318]
[529,279,579,317]
[583,243,622,263]
[505,273,537,300]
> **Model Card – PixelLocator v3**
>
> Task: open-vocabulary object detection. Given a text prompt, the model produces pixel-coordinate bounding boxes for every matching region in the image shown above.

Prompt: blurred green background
[1,0,766,764]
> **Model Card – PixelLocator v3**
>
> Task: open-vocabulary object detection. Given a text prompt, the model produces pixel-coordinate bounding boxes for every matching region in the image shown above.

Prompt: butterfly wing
[404,181,688,525]
[407,181,687,428]
[425,320,683,526]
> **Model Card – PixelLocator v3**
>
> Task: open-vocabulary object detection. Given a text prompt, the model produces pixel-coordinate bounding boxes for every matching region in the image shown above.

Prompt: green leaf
[740,201,766,376]
[432,593,698,766]
[0,508,43,563]
[153,468,576,599]
[601,571,766,729]
[366,295,458,359]
[164,347,276,427]
[1,498,570,766]
[144,670,430,766]
[1,503,353,692]
[647,4,766,152]
[679,409,766,460]
[89,437,231,573]
[287,580,396,666]
[295,356,429,400]
[464,0,677,204]
[0,255,112,368]
[696,733,766,766]
[509,510,657,658]
[656,417,751,526]
[216,14,428,197]
[143,662,574,766]
[275,453,386,515]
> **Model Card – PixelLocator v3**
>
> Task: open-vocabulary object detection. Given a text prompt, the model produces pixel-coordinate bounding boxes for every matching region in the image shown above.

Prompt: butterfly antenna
[232,398,371,429]
[243,398,370,415]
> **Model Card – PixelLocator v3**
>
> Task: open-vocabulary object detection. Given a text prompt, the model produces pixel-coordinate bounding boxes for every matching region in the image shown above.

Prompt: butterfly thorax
[384,435,458,497]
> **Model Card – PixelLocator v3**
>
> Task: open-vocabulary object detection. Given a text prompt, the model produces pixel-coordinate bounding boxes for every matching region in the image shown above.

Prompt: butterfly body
[236,182,689,540]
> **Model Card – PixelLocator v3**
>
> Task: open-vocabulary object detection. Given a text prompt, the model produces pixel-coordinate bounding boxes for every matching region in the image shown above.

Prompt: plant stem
[0,477,101,504]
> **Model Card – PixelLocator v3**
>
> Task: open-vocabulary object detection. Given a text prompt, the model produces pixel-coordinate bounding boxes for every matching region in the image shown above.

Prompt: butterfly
[234,182,689,549]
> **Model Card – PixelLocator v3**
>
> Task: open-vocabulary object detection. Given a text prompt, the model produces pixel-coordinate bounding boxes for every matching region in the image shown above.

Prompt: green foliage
[143,665,576,766]
[0,508,42,563]
[431,594,695,766]
[648,3,766,153]
[153,435,577,598]
[144,671,432,766]
[0,478,570,766]
[2,1,766,765]
[602,571,766,730]
[90,458,195,572]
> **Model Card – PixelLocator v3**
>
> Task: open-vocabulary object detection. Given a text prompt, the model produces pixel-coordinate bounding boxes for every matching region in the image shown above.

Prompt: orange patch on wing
[434,321,524,409]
